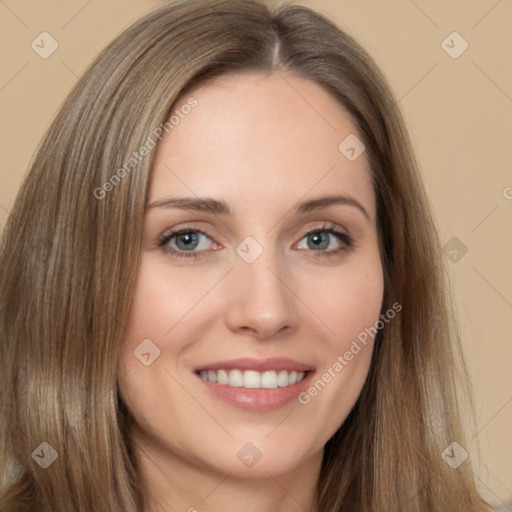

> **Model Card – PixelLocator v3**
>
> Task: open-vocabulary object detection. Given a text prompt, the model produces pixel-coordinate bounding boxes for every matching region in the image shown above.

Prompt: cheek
[116,259,197,446]
[295,261,383,438]
[297,254,383,401]
[309,257,384,353]
[130,260,198,332]
[117,258,187,402]
[121,254,211,353]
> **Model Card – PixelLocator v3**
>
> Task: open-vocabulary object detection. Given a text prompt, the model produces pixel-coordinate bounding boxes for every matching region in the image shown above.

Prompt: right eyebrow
[147,197,232,215]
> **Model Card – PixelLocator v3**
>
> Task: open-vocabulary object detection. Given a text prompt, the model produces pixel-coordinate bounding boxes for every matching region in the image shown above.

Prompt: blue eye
[296,226,352,254]
[158,223,353,260]
[158,228,213,259]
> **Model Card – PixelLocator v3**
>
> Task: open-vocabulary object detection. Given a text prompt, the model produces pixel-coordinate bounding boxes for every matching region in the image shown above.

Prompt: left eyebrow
[295,194,370,220]
[146,194,370,220]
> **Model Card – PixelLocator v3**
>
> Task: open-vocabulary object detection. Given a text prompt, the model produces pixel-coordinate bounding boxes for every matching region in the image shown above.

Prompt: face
[118,72,384,480]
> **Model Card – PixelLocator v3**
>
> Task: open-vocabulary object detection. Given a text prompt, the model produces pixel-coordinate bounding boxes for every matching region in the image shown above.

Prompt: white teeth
[261,370,278,389]
[199,369,307,389]
[217,369,228,385]
[277,369,289,387]
[243,370,261,389]
[228,369,243,387]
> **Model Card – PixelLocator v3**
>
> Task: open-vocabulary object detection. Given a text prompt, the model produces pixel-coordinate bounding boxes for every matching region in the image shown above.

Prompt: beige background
[1,0,511,507]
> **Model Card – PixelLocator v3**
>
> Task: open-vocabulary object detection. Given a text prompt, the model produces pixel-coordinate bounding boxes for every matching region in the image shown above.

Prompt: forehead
[149,72,375,220]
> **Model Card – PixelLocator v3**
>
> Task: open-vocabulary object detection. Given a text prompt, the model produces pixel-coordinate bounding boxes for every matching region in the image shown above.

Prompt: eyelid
[157,224,220,259]
[157,224,216,247]
[293,223,354,255]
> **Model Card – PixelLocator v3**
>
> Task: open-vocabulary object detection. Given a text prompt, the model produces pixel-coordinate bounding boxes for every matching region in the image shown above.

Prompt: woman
[0,0,491,510]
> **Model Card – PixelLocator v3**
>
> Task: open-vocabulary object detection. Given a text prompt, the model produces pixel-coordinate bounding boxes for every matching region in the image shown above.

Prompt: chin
[196,431,321,478]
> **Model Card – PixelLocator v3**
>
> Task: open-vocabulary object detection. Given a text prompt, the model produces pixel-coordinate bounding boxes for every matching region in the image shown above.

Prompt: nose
[223,248,299,341]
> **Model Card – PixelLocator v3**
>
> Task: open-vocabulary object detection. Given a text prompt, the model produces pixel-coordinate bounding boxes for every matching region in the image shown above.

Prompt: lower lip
[196,372,315,412]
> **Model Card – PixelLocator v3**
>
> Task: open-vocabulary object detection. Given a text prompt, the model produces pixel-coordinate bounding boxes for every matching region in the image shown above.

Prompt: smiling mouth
[197,369,309,389]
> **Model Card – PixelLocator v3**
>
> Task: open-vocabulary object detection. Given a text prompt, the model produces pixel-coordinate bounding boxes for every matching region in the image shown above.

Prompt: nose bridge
[224,234,297,338]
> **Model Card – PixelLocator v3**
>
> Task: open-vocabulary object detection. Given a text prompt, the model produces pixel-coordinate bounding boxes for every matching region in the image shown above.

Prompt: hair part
[0,0,490,510]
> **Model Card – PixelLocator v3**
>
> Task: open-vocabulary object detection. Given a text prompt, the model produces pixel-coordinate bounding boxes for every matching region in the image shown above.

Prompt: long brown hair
[0,0,490,510]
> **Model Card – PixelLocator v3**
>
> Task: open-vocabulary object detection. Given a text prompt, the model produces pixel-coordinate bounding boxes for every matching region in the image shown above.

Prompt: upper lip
[195,357,315,373]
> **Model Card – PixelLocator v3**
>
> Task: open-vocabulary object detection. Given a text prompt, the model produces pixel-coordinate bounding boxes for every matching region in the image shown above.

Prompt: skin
[117,71,384,512]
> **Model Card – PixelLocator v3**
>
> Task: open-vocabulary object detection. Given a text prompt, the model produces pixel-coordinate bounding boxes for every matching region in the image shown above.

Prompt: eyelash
[157,223,354,260]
